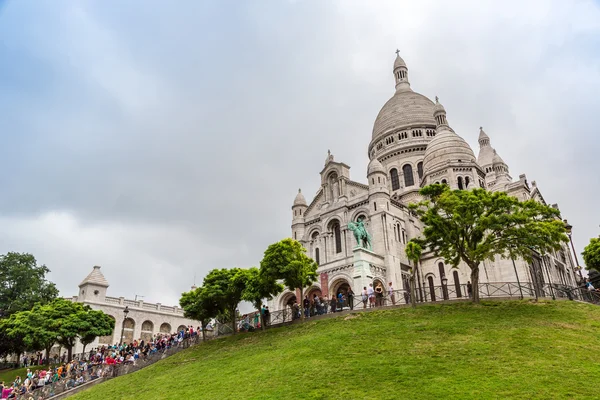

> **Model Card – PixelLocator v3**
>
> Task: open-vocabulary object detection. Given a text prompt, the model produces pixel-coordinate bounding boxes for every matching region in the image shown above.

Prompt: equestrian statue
[348,219,372,250]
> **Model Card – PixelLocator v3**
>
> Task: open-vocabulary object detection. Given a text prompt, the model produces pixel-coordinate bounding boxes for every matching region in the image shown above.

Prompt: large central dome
[371,90,436,140]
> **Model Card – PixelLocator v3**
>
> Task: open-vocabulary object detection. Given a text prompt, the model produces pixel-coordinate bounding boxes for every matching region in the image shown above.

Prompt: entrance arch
[279,292,297,310]
[306,286,322,301]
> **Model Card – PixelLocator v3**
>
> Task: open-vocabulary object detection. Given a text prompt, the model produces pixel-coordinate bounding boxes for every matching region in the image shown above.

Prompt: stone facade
[271,53,579,310]
[65,266,198,354]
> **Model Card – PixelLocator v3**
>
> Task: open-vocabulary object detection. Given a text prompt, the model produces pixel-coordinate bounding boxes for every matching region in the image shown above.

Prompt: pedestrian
[388,282,395,305]
[347,287,355,310]
[361,287,368,309]
[330,295,337,313]
[368,284,375,308]
[467,281,473,298]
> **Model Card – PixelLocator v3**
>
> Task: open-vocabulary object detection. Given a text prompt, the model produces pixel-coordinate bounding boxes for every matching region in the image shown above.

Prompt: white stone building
[66,266,198,354]
[272,53,579,309]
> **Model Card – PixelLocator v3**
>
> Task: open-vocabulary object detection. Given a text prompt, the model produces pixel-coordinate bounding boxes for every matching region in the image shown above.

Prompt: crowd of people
[0,326,201,399]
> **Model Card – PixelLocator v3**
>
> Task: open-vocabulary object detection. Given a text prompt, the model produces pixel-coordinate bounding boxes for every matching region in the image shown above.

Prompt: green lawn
[72,300,600,400]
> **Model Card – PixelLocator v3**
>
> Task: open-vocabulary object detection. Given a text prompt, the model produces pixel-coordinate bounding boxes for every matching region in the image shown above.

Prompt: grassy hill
[72,300,600,400]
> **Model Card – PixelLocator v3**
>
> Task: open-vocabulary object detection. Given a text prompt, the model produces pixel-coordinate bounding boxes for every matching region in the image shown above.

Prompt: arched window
[315,248,320,265]
[160,323,171,334]
[465,176,470,188]
[427,276,436,301]
[401,229,406,244]
[332,221,342,254]
[403,164,414,187]
[141,320,154,342]
[390,168,400,191]
[438,262,446,284]
[441,179,447,185]
[453,271,462,297]
[458,176,464,190]
[417,162,423,180]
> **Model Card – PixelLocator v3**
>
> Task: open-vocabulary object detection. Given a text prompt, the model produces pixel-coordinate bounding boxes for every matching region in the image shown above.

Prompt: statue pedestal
[352,247,384,293]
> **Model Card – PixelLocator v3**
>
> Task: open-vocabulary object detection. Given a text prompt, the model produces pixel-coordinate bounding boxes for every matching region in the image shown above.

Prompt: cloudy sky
[1,0,599,307]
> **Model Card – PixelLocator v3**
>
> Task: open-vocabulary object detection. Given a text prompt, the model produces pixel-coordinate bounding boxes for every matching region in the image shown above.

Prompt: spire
[478,126,490,147]
[393,50,410,92]
[293,188,307,207]
[79,266,109,288]
[433,96,450,130]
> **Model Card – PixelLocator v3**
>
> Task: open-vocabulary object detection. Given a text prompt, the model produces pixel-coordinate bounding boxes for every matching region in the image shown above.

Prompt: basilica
[271,53,579,309]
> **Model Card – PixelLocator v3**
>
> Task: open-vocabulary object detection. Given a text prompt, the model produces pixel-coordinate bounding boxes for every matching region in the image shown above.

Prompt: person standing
[467,281,473,298]
[362,287,368,309]
[388,282,395,305]
[367,284,375,308]
[347,287,355,310]
[330,295,337,313]
[375,283,384,306]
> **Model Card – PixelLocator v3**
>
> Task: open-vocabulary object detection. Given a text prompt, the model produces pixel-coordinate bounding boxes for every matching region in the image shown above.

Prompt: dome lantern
[393,49,410,92]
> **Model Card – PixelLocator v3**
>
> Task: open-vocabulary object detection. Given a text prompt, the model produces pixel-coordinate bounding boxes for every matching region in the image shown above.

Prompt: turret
[78,266,109,303]
[291,189,307,242]
[367,158,389,213]
[393,50,410,92]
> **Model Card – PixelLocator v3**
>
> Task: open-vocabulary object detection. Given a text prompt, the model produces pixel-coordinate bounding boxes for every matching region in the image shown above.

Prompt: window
[453,271,462,297]
[465,177,470,188]
[390,169,400,191]
[438,262,446,284]
[315,248,320,265]
[458,176,464,190]
[401,229,406,244]
[332,221,342,254]
[374,202,377,211]
[428,276,436,301]
[403,164,414,187]
[417,162,423,180]
[441,179,447,185]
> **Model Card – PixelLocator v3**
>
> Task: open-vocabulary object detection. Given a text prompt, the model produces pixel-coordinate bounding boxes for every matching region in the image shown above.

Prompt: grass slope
[73,301,600,400]
[0,365,52,386]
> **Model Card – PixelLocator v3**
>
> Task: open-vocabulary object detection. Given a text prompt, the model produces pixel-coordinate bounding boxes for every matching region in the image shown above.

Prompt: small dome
[394,54,406,69]
[367,158,385,175]
[478,127,489,141]
[433,96,446,115]
[423,129,476,174]
[293,189,307,206]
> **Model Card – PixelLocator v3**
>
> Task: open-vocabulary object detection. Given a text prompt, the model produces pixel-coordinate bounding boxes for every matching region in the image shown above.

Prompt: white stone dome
[372,90,436,140]
[367,158,385,175]
[423,129,476,174]
[293,189,307,206]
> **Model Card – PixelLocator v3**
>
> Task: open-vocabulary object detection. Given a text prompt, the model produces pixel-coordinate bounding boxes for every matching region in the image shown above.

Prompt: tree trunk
[67,344,73,362]
[259,306,266,331]
[231,306,237,335]
[201,321,207,342]
[410,263,417,308]
[45,347,51,366]
[471,266,480,304]
[81,344,87,359]
[299,287,305,321]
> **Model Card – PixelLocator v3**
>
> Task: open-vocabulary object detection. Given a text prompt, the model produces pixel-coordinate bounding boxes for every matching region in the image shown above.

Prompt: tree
[3,307,58,366]
[202,268,248,335]
[409,184,568,303]
[242,267,284,330]
[78,309,114,356]
[180,286,219,341]
[0,252,58,317]
[405,241,422,308]
[582,237,600,272]
[260,239,318,321]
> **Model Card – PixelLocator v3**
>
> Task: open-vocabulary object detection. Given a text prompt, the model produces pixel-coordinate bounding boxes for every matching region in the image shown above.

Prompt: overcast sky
[1,0,599,307]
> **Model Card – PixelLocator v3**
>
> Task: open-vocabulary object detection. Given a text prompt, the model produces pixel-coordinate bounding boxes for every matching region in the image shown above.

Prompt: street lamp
[563,220,584,284]
[441,276,449,300]
[120,306,129,345]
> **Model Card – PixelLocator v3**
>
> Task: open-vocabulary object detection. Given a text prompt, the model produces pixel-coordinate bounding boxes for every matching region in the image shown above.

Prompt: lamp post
[120,306,129,345]
[563,220,584,284]
[441,276,449,300]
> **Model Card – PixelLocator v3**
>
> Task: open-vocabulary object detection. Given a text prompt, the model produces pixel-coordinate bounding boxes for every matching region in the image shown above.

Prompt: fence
[263,282,600,327]
[8,334,212,400]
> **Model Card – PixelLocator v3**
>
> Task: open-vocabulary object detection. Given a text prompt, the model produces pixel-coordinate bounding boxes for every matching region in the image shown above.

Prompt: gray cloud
[0,0,598,306]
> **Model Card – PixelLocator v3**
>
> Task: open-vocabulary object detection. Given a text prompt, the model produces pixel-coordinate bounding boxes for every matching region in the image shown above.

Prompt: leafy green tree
[2,307,58,365]
[582,237,600,272]
[242,267,284,330]
[180,286,219,341]
[260,239,318,321]
[405,241,422,308]
[409,184,568,303]
[202,268,248,335]
[78,309,114,355]
[0,252,58,316]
